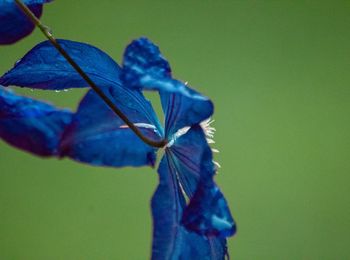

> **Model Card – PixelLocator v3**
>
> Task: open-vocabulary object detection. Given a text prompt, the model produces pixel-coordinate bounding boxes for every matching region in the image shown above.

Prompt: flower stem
[14,0,167,148]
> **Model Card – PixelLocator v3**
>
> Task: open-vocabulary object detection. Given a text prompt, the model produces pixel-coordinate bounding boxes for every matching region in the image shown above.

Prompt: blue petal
[60,89,161,167]
[121,37,213,134]
[122,37,171,87]
[168,125,214,197]
[0,86,72,156]
[23,0,52,3]
[169,125,236,237]
[161,88,213,140]
[0,39,121,90]
[0,0,51,45]
[182,181,236,238]
[151,155,228,260]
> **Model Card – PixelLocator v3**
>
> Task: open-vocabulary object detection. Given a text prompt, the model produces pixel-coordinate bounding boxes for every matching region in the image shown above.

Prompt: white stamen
[213,161,221,169]
[207,138,215,144]
[167,118,221,169]
[200,117,221,169]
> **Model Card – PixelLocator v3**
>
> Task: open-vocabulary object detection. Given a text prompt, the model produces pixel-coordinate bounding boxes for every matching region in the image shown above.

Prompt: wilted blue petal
[0,0,52,45]
[182,180,236,238]
[0,86,72,156]
[0,39,121,90]
[60,89,161,167]
[151,155,228,260]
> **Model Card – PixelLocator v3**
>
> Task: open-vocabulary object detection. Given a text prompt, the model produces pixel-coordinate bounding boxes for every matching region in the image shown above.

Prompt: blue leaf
[0,39,121,90]
[60,89,161,167]
[0,86,72,156]
[151,155,228,260]
[0,0,51,45]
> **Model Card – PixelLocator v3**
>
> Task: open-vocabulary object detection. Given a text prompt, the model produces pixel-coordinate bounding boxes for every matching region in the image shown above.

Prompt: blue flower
[0,0,52,45]
[0,37,236,259]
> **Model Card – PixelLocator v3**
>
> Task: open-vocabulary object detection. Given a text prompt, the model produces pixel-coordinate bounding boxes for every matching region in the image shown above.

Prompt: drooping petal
[60,89,162,167]
[168,125,236,237]
[0,0,52,45]
[0,86,72,156]
[121,37,213,135]
[182,180,236,238]
[0,39,121,90]
[151,155,228,260]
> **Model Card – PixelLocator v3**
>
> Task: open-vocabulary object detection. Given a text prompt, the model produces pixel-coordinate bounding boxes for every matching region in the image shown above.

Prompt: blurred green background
[1,1,350,259]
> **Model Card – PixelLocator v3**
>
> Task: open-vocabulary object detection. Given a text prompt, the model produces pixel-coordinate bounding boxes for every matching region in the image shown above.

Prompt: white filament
[200,118,221,169]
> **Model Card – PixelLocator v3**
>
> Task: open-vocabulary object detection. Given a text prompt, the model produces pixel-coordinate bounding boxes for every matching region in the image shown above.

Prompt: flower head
[0,37,236,259]
[121,38,236,258]
[0,0,53,45]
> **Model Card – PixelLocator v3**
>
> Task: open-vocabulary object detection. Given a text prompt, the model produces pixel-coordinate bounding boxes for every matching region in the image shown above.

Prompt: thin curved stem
[14,0,167,148]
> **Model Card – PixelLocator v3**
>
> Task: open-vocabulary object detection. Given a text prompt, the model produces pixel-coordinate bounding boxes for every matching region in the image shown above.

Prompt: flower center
[166,118,220,165]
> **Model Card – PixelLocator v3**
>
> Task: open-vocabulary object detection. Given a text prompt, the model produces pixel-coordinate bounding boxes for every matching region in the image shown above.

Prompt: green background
[1,1,349,259]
